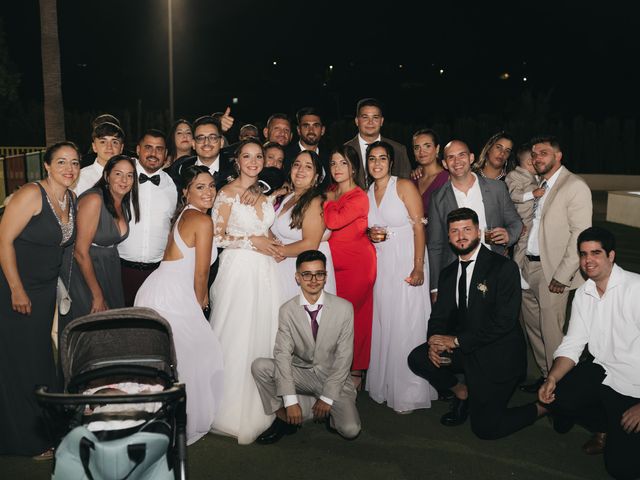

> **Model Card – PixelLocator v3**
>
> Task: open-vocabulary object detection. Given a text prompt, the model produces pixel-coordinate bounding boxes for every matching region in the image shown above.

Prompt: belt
[526,255,541,262]
[120,258,161,271]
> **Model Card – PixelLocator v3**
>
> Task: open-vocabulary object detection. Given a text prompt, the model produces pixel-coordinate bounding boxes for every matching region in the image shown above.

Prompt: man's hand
[549,278,567,294]
[240,184,262,205]
[430,291,438,304]
[488,226,509,246]
[538,376,557,404]
[285,404,303,425]
[621,403,640,433]
[427,343,447,368]
[312,399,331,421]
[219,106,234,133]
[428,334,457,350]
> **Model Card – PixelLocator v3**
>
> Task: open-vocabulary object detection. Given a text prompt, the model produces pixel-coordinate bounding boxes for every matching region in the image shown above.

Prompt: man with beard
[519,135,592,393]
[408,208,541,439]
[285,107,331,188]
[427,139,522,301]
[118,129,177,306]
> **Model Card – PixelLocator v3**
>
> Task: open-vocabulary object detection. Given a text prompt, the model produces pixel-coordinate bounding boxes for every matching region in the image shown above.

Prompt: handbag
[57,246,74,315]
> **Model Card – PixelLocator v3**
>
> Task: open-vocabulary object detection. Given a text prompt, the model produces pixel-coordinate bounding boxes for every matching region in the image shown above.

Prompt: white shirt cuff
[319,395,334,406]
[523,191,534,202]
[283,395,298,408]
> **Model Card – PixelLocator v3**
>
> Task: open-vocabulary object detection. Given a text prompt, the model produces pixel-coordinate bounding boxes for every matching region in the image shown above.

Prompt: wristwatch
[454,337,460,348]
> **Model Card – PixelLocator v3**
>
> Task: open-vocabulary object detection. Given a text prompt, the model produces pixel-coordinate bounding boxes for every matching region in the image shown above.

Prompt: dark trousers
[120,263,158,307]
[546,362,640,480]
[408,342,537,440]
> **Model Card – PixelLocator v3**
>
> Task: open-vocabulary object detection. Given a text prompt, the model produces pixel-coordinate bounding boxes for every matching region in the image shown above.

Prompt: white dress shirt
[283,291,334,407]
[527,166,563,255]
[358,134,381,168]
[195,155,220,176]
[298,142,319,154]
[554,265,640,398]
[455,244,481,307]
[452,173,489,246]
[74,161,104,195]
[117,161,178,263]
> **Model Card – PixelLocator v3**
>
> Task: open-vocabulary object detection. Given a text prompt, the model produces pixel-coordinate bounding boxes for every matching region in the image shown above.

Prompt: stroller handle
[35,384,186,406]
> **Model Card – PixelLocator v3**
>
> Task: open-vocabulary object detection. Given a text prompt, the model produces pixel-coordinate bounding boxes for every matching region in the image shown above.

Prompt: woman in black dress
[65,154,139,321]
[0,141,80,457]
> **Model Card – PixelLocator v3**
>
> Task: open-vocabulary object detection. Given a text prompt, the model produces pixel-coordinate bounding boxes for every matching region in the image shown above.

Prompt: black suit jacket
[166,152,234,191]
[427,245,526,384]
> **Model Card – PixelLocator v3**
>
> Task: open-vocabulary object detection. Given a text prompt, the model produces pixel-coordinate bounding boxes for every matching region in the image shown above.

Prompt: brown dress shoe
[582,432,607,455]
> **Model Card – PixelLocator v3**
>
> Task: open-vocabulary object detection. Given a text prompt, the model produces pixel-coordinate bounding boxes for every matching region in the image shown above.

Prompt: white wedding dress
[209,191,282,444]
[271,193,337,302]
[134,205,224,445]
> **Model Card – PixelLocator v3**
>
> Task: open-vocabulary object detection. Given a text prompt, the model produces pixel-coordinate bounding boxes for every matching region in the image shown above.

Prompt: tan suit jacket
[536,166,592,289]
[274,293,354,402]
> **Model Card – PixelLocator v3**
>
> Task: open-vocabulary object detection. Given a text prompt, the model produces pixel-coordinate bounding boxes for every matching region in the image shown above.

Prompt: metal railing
[0,149,46,213]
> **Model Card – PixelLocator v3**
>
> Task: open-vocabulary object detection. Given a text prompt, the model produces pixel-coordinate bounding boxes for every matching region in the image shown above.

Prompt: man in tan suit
[344,98,411,188]
[252,250,360,444]
[520,135,592,392]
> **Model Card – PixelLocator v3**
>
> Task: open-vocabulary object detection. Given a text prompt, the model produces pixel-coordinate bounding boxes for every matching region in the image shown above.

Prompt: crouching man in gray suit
[252,250,361,444]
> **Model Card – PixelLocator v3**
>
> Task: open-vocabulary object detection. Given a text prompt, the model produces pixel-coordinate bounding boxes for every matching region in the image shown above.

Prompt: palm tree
[39,0,65,144]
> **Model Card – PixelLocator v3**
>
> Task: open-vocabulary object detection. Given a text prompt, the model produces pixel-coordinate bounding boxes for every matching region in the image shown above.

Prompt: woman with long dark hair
[65,154,139,321]
[271,150,336,300]
[323,145,377,390]
[135,165,224,445]
[0,141,80,457]
[165,119,194,167]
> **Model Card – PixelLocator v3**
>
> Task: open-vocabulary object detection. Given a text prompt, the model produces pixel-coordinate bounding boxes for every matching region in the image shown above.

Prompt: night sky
[1,1,639,129]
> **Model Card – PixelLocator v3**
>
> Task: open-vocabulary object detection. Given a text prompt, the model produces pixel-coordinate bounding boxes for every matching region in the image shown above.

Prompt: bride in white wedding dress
[209,139,283,444]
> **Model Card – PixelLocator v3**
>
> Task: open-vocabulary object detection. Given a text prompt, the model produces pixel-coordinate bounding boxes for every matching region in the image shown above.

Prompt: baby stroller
[36,307,187,480]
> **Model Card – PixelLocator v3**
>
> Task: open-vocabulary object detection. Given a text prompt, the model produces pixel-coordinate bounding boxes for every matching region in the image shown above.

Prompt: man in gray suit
[252,250,361,444]
[427,140,522,301]
[344,98,411,188]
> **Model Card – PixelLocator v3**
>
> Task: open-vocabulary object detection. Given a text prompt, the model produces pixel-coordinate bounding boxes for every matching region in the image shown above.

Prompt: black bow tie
[139,173,160,186]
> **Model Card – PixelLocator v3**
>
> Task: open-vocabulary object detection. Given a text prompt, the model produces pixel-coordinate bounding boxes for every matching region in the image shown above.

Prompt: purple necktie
[304,305,323,340]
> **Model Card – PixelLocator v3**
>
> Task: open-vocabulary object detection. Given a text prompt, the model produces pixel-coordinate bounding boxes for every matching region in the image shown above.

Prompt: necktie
[139,173,160,186]
[304,304,323,340]
[457,260,473,323]
[532,179,548,216]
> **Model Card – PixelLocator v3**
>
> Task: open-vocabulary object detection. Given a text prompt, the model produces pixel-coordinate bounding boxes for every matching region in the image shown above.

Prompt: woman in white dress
[271,150,336,301]
[365,141,437,413]
[134,165,224,445]
[209,139,283,444]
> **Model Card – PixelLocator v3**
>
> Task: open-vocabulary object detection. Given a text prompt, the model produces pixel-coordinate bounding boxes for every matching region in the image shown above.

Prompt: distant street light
[168,0,174,121]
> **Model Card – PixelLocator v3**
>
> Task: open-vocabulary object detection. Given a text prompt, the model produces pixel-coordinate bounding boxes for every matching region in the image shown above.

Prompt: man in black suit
[408,207,541,439]
[344,98,411,188]
[168,115,234,190]
[284,107,331,188]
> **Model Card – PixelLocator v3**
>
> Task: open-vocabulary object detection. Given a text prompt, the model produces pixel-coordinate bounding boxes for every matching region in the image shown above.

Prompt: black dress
[0,183,75,455]
[63,188,129,324]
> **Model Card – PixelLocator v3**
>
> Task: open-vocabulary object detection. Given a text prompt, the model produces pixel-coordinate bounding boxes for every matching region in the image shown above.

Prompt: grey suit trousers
[251,358,361,439]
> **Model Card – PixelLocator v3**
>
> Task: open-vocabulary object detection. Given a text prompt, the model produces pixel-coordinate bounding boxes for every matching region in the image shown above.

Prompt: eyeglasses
[194,134,221,144]
[299,271,327,281]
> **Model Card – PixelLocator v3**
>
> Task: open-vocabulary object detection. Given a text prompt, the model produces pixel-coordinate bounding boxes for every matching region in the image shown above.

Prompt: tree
[39,0,65,144]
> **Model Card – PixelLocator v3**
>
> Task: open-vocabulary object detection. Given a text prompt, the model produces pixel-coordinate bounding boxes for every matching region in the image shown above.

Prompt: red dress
[323,187,377,370]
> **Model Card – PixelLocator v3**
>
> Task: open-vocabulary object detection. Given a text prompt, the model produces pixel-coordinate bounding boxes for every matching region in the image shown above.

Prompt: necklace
[46,178,67,211]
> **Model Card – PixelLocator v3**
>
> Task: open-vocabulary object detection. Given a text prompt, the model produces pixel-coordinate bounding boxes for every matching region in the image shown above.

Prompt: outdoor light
[500,72,510,80]
[273,61,277,66]
[523,77,528,82]
[329,65,333,70]
[439,69,444,74]
[232,97,239,104]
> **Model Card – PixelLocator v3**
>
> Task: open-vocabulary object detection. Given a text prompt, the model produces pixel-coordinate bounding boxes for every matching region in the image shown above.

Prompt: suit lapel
[314,295,332,348]
[467,246,491,311]
[294,303,316,345]
[540,167,568,218]
[443,182,458,211]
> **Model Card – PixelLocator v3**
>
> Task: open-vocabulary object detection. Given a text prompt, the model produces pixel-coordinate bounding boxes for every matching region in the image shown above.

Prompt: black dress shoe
[440,397,469,427]
[255,417,298,445]
[519,376,546,394]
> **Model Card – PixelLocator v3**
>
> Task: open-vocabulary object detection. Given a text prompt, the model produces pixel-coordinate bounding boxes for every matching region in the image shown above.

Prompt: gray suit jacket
[427,175,523,289]
[274,292,354,401]
[344,135,411,188]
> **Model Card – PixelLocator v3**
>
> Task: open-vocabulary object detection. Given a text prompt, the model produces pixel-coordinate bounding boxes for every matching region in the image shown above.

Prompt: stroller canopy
[59,307,178,390]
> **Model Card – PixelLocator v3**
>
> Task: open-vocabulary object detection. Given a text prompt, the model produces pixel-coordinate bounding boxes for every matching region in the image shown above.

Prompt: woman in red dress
[323,145,376,390]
